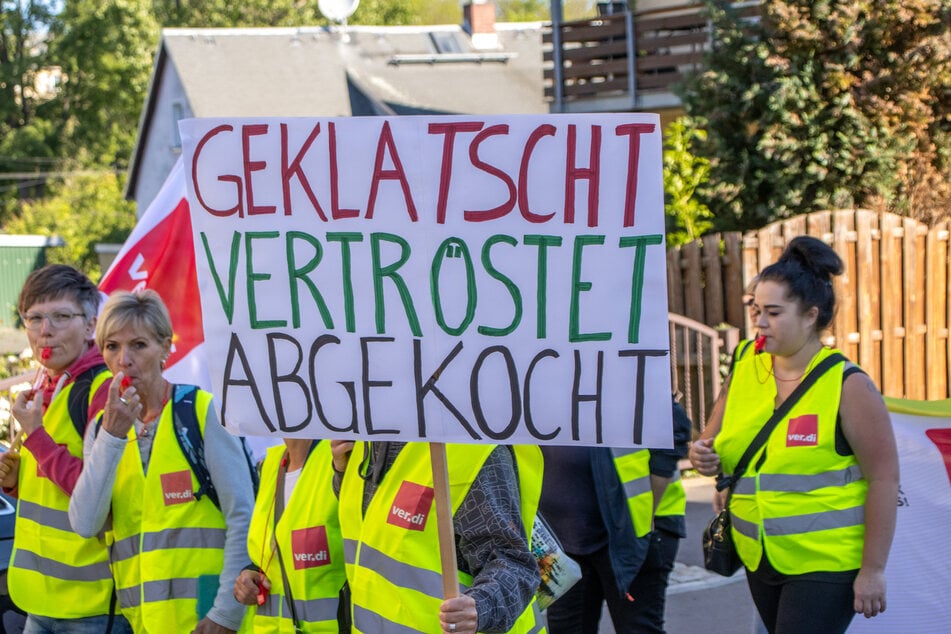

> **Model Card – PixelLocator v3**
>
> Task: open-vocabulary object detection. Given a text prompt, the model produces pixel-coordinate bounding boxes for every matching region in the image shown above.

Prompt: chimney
[463,1,499,50]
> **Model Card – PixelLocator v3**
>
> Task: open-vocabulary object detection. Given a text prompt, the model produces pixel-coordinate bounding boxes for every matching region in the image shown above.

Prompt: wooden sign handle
[430,442,459,599]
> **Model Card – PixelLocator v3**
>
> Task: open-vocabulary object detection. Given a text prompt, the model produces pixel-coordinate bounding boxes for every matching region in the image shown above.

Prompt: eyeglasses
[21,311,86,331]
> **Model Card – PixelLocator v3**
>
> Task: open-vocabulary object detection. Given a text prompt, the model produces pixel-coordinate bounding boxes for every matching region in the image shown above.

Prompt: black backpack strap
[66,364,108,440]
[717,352,846,492]
[170,384,220,510]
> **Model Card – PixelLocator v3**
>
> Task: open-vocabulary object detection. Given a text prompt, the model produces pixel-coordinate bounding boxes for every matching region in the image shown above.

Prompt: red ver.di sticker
[161,470,194,505]
[388,481,434,531]
[291,526,331,570]
[787,414,818,447]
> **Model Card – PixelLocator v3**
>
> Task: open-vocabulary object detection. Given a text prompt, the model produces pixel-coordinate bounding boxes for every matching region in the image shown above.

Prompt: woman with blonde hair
[69,289,255,633]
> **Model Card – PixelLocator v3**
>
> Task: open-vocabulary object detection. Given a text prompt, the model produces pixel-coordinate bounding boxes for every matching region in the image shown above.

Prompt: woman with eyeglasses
[1,264,130,633]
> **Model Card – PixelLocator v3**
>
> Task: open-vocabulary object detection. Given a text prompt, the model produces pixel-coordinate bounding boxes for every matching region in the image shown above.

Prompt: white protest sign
[180,114,672,447]
[848,406,951,633]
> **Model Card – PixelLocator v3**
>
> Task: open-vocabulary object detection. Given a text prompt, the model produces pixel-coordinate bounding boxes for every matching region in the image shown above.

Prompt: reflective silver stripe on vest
[13,548,112,582]
[622,475,652,498]
[142,577,199,603]
[758,465,864,493]
[258,593,339,623]
[141,527,227,552]
[731,512,759,541]
[357,542,463,599]
[734,478,756,496]
[17,499,72,533]
[111,535,140,563]
[343,538,358,565]
[763,505,865,536]
[353,603,425,634]
[611,448,640,458]
[295,597,340,623]
[118,585,141,609]
[258,592,285,617]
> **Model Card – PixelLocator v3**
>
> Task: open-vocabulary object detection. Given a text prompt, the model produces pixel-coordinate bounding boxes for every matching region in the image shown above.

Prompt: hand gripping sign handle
[430,442,459,600]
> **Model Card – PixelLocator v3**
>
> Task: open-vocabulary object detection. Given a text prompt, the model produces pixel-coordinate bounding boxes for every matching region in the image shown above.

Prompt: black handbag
[701,351,845,577]
[702,507,740,576]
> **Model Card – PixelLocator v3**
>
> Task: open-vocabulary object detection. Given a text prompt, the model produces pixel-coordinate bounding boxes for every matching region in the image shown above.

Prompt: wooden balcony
[544,2,761,113]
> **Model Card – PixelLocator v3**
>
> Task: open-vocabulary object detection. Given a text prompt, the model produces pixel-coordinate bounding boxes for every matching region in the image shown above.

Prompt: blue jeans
[24,613,133,634]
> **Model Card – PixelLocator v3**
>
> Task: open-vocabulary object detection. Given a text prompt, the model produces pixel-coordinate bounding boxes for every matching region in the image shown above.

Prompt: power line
[0,169,121,180]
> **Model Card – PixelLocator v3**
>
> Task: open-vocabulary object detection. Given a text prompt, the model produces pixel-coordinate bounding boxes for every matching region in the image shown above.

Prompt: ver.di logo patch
[291,525,330,570]
[160,470,194,505]
[787,414,819,447]
[388,480,434,531]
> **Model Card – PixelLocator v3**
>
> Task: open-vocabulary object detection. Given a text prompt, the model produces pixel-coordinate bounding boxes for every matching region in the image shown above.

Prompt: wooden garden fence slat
[702,233,724,326]
[833,210,859,364]
[925,222,948,398]
[667,209,949,405]
[880,214,904,398]
[855,210,882,389]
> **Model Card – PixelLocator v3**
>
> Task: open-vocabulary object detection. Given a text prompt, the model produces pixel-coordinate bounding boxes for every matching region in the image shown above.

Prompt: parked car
[0,443,25,633]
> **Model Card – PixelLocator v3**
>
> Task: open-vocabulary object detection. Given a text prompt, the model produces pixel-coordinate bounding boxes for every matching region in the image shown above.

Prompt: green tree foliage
[4,170,136,281]
[0,1,58,220]
[47,0,158,168]
[347,0,550,26]
[663,118,713,246]
[679,0,951,229]
[498,0,548,22]
[0,1,55,130]
[152,0,322,27]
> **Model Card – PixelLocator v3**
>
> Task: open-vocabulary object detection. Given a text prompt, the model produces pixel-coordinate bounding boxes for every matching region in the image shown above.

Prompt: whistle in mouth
[754,335,767,354]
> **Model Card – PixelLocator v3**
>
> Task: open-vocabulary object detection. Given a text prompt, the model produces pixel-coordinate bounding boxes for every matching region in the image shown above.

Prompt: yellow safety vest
[9,371,114,618]
[655,471,686,519]
[717,344,866,574]
[109,389,230,632]
[339,442,545,634]
[248,442,347,633]
[611,448,653,537]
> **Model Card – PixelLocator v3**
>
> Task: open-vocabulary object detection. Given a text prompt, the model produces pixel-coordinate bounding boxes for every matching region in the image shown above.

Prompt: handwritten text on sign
[181,115,672,448]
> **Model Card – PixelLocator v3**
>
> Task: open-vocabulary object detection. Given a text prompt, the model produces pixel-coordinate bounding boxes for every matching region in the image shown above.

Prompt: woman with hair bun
[689,236,899,633]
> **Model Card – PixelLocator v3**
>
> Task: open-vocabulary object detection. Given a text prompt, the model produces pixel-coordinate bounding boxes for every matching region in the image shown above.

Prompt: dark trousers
[626,530,680,634]
[746,559,857,634]
[546,532,680,634]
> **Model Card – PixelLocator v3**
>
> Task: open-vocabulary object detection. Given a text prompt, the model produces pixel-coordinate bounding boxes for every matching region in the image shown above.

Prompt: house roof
[126,22,548,199]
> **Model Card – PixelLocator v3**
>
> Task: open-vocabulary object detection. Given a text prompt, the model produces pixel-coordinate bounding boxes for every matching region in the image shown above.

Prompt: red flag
[100,158,210,389]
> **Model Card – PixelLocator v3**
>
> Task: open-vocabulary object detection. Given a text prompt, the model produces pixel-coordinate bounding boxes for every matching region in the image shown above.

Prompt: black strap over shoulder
[170,384,260,511]
[170,384,221,509]
[274,454,303,632]
[66,364,109,440]
[717,352,846,492]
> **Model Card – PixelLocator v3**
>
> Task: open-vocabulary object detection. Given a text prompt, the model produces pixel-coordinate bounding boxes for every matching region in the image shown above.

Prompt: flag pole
[430,442,458,599]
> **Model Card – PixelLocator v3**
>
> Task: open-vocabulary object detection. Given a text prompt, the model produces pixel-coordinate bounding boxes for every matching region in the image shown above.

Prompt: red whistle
[256,579,268,606]
[754,335,767,354]
[40,347,52,361]
[121,376,133,391]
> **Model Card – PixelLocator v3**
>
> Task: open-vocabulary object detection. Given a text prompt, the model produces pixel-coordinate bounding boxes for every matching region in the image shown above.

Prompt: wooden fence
[667,209,951,402]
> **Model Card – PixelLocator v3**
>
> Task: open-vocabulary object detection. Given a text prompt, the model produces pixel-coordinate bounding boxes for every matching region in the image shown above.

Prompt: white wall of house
[134,57,192,218]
